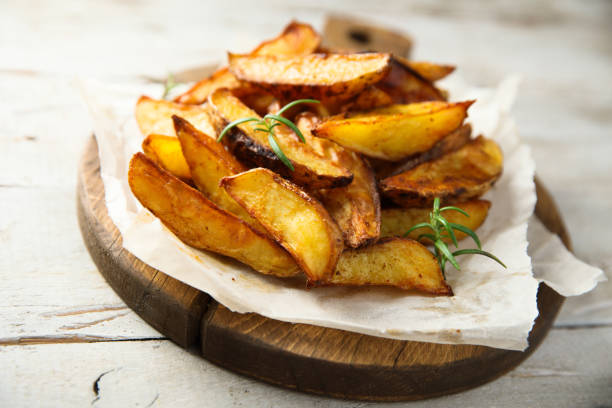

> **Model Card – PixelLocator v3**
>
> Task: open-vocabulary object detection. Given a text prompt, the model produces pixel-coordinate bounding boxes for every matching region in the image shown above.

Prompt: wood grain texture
[78,134,567,401]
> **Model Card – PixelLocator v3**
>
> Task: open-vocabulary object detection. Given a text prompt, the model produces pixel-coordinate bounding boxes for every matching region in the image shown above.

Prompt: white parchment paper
[79,75,604,351]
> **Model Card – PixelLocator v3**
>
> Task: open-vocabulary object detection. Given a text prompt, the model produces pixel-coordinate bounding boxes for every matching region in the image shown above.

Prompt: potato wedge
[174,67,242,105]
[142,134,192,182]
[128,153,300,277]
[172,115,266,233]
[296,112,380,248]
[221,168,344,284]
[135,96,216,137]
[381,199,491,243]
[228,53,391,101]
[208,88,353,189]
[313,101,473,161]
[404,60,456,82]
[380,136,503,207]
[373,124,473,180]
[379,58,445,103]
[327,238,452,295]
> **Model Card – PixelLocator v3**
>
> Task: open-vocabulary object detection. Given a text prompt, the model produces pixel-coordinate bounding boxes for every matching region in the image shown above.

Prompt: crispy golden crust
[403,60,456,82]
[381,199,491,243]
[208,88,353,189]
[128,153,300,277]
[374,124,473,180]
[220,168,344,284]
[250,21,321,57]
[313,101,473,162]
[378,58,446,104]
[172,115,266,233]
[324,238,452,296]
[141,134,192,182]
[135,96,216,137]
[380,136,503,207]
[174,67,243,105]
[228,53,391,102]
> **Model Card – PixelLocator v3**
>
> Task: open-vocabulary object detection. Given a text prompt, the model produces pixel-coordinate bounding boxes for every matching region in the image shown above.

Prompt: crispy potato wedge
[380,136,503,207]
[381,199,491,243]
[339,86,392,112]
[221,168,344,284]
[327,238,452,295]
[172,115,266,233]
[373,124,473,180]
[379,58,445,103]
[174,67,242,105]
[228,53,391,101]
[135,96,216,137]
[296,112,380,248]
[208,88,353,189]
[404,60,456,82]
[142,134,192,182]
[313,101,473,161]
[128,153,300,277]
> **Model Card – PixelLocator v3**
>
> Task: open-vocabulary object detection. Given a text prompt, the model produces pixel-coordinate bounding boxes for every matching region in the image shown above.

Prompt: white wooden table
[1,1,611,406]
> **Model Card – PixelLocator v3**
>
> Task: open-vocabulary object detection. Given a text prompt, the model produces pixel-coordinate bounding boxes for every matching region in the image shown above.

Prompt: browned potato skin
[373,124,473,180]
[324,238,452,296]
[380,136,503,207]
[221,168,344,285]
[381,199,491,243]
[174,21,320,105]
[127,153,300,277]
[379,57,445,104]
[228,53,391,102]
[142,134,192,183]
[208,89,353,190]
[296,112,381,248]
[172,115,266,233]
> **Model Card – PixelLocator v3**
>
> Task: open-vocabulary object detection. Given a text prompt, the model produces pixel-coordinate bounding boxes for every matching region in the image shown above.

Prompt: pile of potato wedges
[129,21,504,296]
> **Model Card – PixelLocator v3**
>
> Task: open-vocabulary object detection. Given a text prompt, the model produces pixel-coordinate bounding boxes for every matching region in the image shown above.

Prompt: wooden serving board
[76,17,569,401]
[77,135,568,402]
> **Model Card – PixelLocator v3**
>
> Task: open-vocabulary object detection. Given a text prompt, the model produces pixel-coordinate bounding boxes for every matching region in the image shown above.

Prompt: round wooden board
[77,136,569,401]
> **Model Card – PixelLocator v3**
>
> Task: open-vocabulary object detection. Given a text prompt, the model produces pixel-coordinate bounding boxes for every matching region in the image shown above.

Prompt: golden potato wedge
[141,134,191,182]
[220,168,344,284]
[250,20,321,57]
[379,58,445,103]
[208,88,353,189]
[135,96,216,137]
[312,101,473,161]
[174,67,242,105]
[327,238,452,295]
[296,112,380,248]
[228,53,391,101]
[172,115,265,233]
[381,199,491,243]
[339,86,392,112]
[128,153,300,277]
[373,124,473,180]
[380,136,503,207]
[404,60,456,82]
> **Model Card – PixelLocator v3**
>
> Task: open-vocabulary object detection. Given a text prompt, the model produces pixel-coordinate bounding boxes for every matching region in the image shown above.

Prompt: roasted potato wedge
[327,238,452,295]
[174,67,242,105]
[228,53,391,101]
[373,124,473,180]
[380,136,503,207]
[296,112,380,248]
[221,168,344,284]
[135,96,216,137]
[208,88,353,189]
[172,115,266,233]
[405,61,455,82]
[128,153,300,277]
[142,134,192,182]
[381,199,491,243]
[378,57,445,104]
[313,101,473,161]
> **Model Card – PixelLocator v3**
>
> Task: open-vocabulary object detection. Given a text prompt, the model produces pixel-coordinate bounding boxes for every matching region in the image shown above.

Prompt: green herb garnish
[217,99,320,171]
[405,197,506,276]
[162,73,180,100]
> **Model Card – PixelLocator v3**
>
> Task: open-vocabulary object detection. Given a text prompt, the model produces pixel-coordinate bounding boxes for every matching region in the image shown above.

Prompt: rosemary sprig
[404,197,506,276]
[162,73,180,100]
[217,99,320,171]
